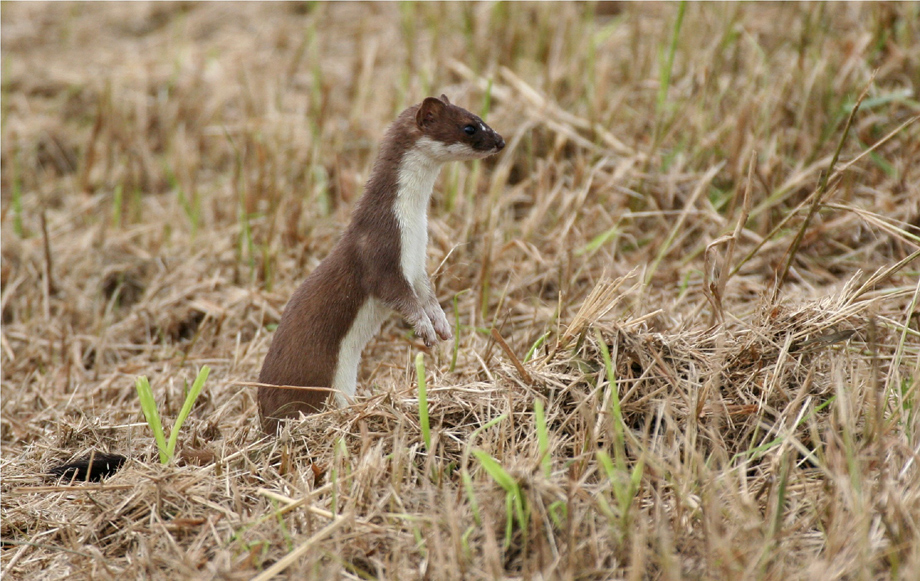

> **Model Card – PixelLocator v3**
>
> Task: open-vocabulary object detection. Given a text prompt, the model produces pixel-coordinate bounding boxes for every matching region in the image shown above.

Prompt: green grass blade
[467,414,507,449]
[504,493,514,550]
[111,184,123,229]
[577,225,620,256]
[472,450,515,493]
[462,470,481,525]
[524,332,549,363]
[450,292,464,372]
[480,78,493,120]
[597,450,625,509]
[657,0,686,111]
[165,365,210,460]
[135,376,168,464]
[595,329,626,467]
[10,150,24,237]
[534,398,551,478]
[416,353,431,450]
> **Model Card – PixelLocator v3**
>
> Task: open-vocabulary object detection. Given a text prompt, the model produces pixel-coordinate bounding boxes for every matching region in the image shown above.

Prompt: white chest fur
[394,139,444,292]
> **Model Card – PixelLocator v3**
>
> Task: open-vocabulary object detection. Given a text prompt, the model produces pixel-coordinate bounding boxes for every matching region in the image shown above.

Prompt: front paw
[428,306,453,342]
[413,317,438,347]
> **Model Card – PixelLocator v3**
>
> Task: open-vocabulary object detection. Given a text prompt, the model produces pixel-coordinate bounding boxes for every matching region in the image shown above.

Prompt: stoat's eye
[463,124,477,136]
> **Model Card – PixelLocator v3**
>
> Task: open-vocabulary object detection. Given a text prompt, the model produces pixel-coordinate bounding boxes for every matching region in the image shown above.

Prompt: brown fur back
[257,244,367,433]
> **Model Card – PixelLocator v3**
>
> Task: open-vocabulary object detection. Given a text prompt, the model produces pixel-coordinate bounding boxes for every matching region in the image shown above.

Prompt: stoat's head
[414,94,505,162]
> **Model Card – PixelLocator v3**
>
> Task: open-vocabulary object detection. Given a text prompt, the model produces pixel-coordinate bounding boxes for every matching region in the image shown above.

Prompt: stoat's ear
[439,94,451,105]
[417,97,447,129]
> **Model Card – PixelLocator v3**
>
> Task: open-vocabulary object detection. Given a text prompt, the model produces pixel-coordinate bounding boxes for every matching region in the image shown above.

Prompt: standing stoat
[258,95,505,434]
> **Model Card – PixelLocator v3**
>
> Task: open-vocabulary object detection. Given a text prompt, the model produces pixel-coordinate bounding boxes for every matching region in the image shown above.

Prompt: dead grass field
[2,2,920,579]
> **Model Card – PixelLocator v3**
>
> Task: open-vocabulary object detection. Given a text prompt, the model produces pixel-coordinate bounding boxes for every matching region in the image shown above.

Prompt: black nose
[495,135,505,150]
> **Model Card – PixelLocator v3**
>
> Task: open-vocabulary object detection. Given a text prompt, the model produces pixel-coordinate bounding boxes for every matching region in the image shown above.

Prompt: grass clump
[134,366,210,464]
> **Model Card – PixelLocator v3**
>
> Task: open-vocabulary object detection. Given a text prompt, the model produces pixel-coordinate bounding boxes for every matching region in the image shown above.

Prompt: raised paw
[414,317,438,347]
[427,306,453,342]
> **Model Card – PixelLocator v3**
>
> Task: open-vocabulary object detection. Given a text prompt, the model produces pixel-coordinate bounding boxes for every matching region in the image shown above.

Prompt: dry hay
[3,2,920,580]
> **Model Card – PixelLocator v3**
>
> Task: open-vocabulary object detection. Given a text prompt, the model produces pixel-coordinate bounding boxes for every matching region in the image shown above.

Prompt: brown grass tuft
[3,3,919,579]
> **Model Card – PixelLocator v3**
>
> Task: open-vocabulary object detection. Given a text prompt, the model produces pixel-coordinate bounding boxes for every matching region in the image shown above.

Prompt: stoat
[257,95,504,434]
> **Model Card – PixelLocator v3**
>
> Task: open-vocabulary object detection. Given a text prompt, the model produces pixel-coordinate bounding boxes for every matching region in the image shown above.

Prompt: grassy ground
[2,2,919,579]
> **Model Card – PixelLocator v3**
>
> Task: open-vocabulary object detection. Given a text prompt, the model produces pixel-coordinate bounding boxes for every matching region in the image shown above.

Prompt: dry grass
[3,2,920,579]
